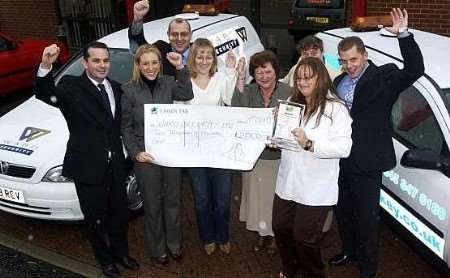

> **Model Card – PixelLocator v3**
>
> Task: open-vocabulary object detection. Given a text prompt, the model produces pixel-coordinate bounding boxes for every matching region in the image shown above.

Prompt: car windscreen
[294,0,344,8]
[55,48,133,85]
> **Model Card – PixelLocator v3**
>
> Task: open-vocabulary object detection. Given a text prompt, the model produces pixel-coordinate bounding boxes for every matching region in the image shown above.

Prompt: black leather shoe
[153,254,169,266]
[328,253,357,266]
[101,264,120,278]
[115,256,140,271]
[169,250,183,262]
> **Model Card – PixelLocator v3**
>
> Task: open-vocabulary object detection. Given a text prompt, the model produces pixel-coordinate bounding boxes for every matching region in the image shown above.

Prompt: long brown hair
[291,57,339,128]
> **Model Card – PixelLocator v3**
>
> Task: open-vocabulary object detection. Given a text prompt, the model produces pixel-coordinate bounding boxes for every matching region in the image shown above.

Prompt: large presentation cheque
[144,104,274,170]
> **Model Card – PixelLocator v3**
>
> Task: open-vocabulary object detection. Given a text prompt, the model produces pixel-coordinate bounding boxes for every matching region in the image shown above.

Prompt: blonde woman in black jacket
[121,44,193,265]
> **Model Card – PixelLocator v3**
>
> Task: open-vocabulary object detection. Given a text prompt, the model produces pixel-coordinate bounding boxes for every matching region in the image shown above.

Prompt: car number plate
[306,17,329,24]
[0,186,25,204]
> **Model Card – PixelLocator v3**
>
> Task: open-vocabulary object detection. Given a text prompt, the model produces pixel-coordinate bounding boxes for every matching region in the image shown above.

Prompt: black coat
[34,72,126,185]
[334,34,425,173]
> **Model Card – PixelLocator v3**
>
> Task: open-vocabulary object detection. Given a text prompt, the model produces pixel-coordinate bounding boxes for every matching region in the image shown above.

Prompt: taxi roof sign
[351,15,392,32]
[183,4,218,16]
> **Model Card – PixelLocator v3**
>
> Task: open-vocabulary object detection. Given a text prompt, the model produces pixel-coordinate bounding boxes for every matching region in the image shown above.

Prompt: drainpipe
[126,0,136,25]
[54,0,68,46]
[352,0,367,19]
[250,0,261,35]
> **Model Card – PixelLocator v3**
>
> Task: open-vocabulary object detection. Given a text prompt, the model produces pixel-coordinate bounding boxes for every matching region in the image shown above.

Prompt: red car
[0,32,71,96]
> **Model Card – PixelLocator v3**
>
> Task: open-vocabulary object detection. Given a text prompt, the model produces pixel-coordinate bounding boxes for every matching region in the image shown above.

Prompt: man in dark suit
[34,42,139,278]
[328,8,424,278]
[129,0,192,76]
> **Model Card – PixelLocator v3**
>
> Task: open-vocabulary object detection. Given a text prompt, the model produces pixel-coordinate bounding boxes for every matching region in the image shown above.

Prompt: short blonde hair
[131,44,162,83]
[188,38,217,78]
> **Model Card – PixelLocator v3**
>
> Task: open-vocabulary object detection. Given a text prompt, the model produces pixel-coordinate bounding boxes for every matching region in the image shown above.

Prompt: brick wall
[1,0,449,40]
[352,0,450,36]
[0,0,59,39]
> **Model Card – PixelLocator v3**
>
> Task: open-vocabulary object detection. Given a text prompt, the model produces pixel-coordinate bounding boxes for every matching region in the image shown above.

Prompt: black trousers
[335,170,382,278]
[74,165,129,266]
[273,194,331,278]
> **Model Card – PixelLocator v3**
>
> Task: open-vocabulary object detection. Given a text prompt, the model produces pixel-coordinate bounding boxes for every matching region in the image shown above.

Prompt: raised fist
[41,44,60,69]
[225,50,237,69]
[167,52,183,69]
[134,0,150,22]
[237,57,246,78]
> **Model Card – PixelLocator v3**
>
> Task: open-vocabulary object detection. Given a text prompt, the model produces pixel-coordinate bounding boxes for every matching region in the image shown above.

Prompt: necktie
[97,84,113,117]
[342,78,356,110]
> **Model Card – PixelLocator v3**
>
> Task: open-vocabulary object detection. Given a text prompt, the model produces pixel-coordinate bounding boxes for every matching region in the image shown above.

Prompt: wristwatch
[303,139,313,151]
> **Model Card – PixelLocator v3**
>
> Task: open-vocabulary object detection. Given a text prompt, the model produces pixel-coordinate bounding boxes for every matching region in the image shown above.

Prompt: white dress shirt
[37,65,116,116]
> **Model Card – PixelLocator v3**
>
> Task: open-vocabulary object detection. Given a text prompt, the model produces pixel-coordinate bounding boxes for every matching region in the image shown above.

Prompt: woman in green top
[231,50,291,254]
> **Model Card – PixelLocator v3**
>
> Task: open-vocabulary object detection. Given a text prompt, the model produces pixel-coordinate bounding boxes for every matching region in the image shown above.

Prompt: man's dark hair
[297,35,324,53]
[82,41,109,60]
[249,50,281,80]
[338,36,366,54]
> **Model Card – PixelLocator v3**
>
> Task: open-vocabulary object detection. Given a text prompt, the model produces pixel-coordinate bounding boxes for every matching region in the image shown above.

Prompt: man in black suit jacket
[328,9,425,278]
[34,42,139,278]
[128,0,192,76]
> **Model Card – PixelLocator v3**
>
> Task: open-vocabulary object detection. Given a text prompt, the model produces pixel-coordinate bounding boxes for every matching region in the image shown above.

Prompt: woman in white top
[184,38,237,106]
[273,57,352,278]
[185,38,238,255]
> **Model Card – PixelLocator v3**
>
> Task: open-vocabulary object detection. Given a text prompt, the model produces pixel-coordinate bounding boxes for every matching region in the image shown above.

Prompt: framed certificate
[269,100,305,151]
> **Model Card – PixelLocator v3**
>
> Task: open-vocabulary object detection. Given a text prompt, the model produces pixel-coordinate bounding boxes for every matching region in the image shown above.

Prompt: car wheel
[125,172,143,215]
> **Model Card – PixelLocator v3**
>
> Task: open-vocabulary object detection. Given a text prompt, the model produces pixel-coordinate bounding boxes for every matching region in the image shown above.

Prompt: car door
[0,34,36,95]
[0,34,19,95]
[381,82,450,261]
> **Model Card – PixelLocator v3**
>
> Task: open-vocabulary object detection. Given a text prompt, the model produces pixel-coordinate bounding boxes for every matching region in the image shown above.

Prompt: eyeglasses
[169,32,190,39]
[301,47,321,58]
[295,76,315,83]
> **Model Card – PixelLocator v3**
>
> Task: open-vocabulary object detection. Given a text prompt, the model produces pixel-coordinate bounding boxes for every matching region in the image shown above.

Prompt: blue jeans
[187,168,232,244]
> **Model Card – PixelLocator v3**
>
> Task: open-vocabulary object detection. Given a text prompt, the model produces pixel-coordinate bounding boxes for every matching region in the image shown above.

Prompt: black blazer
[34,72,126,185]
[334,34,425,173]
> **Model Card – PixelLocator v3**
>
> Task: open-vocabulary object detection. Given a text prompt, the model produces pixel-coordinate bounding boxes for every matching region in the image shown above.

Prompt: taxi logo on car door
[0,161,9,175]
[19,127,51,142]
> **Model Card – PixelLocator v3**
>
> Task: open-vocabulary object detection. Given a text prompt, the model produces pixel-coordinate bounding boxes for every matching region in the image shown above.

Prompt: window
[56,49,133,85]
[0,36,9,52]
[391,86,446,154]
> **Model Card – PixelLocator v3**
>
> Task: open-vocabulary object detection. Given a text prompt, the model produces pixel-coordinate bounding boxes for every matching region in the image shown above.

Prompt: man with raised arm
[34,42,139,278]
[329,8,425,278]
[129,0,192,76]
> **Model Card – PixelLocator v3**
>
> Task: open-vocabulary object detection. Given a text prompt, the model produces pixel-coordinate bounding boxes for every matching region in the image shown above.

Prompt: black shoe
[169,250,183,262]
[328,253,357,266]
[115,256,140,271]
[101,264,120,278]
[153,254,169,266]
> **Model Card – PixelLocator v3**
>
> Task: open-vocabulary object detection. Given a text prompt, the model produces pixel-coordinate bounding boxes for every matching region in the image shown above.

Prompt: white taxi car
[318,28,450,269]
[0,13,263,220]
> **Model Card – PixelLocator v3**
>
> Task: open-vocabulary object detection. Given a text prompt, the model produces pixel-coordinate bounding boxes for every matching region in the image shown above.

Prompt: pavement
[0,238,86,278]
[0,172,443,278]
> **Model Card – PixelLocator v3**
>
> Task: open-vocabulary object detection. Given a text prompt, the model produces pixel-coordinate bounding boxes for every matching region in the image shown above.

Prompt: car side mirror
[400,149,450,178]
